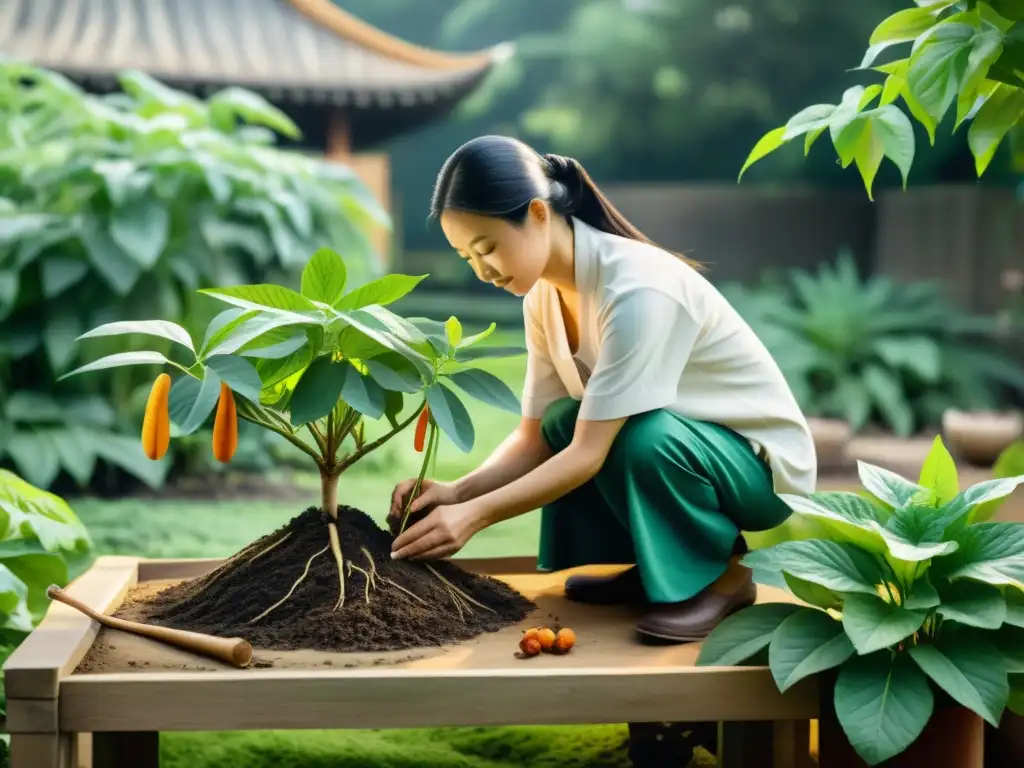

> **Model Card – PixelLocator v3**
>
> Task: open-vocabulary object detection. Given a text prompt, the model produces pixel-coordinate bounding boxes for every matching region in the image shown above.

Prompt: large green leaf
[339,362,386,419]
[200,285,319,319]
[958,475,1024,525]
[905,572,942,610]
[907,22,976,124]
[109,199,169,268]
[0,539,69,618]
[334,274,427,311]
[881,504,960,562]
[967,82,1024,175]
[769,608,855,692]
[694,603,803,667]
[300,247,347,306]
[0,565,32,632]
[935,522,1024,586]
[168,373,221,436]
[869,5,944,46]
[447,369,521,414]
[333,307,433,378]
[43,312,82,374]
[917,435,959,505]
[3,434,60,500]
[842,593,927,655]
[974,442,1024,523]
[858,461,929,508]
[742,540,885,596]
[58,351,168,380]
[425,381,475,453]
[204,356,263,403]
[77,320,194,353]
[78,219,141,296]
[909,635,1008,726]
[288,356,344,426]
[778,492,887,552]
[783,572,841,610]
[363,353,424,394]
[205,313,312,358]
[737,127,787,181]
[935,578,1007,629]
[1005,586,1024,628]
[993,625,1024,672]
[208,86,300,138]
[834,651,934,765]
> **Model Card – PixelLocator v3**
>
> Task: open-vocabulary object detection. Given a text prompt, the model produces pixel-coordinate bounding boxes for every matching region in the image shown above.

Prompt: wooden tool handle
[47,585,253,668]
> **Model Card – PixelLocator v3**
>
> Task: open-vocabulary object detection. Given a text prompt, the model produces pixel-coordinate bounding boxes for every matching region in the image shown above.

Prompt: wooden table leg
[773,720,814,768]
[718,722,774,768]
[92,733,158,768]
[9,734,74,768]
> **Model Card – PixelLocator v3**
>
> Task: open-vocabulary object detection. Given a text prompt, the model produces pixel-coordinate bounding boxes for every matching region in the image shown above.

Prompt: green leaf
[300,248,347,306]
[871,104,917,188]
[935,578,1007,628]
[909,636,1008,726]
[864,364,915,436]
[0,539,69,617]
[935,522,1024,586]
[858,461,929,508]
[339,362,386,419]
[200,285,318,318]
[334,274,427,311]
[454,344,528,362]
[783,572,841,610]
[869,6,944,45]
[967,82,1024,175]
[78,219,141,297]
[954,474,1024,525]
[238,332,307,361]
[446,369,521,415]
[778,492,887,553]
[694,603,803,667]
[205,313,312,358]
[109,199,169,268]
[842,593,928,654]
[769,609,855,692]
[445,316,463,349]
[881,504,960,562]
[986,0,1024,21]
[834,651,934,765]
[741,540,885,596]
[39,257,88,298]
[908,22,977,124]
[204,356,262,403]
[42,312,81,374]
[168,373,221,436]
[77,320,195,353]
[288,357,344,425]
[918,435,960,505]
[737,127,788,181]
[58,351,168,380]
[209,86,300,138]
[1006,586,1024,628]
[425,381,475,453]
[363,354,424,394]
[89,432,170,489]
[905,573,942,610]
[459,322,497,348]
[782,104,836,141]
[333,307,433,378]
[383,390,404,430]
[5,433,60,490]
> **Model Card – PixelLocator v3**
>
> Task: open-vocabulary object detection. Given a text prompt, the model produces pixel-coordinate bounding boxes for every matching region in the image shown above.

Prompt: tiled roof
[0,0,507,108]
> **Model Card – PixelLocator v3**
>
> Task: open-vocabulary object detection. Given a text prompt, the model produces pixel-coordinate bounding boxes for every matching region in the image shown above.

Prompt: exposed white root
[248,544,329,624]
[426,564,497,615]
[348,563,372,604]
[381,577,430,607]
[328,523,346,611]
[190,530,292,595]
[360,547,380,590]
[246,531,293,567]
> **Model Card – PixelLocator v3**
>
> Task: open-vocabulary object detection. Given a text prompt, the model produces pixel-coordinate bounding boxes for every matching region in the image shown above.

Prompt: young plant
[60,247,525,620]
[696,436,1024,765]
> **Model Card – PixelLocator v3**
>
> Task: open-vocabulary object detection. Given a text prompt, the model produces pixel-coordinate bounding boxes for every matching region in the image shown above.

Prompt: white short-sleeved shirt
[521,217,817,496]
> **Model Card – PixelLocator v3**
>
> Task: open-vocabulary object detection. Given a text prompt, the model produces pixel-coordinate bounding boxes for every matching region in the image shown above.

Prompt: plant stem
[307,422,327,455]
[335,403,424,474]
[400,417,436,533]
[321,472,339,520]
[236,399,323,467]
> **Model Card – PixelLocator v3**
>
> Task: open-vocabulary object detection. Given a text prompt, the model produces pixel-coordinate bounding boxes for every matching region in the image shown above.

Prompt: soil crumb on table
[112,506,534,653]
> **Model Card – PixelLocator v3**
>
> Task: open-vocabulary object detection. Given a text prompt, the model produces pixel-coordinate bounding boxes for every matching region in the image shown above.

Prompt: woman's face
[439,201,551,297]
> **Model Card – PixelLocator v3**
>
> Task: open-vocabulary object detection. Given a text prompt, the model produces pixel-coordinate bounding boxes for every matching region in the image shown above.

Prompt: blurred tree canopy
[338,0,984,248]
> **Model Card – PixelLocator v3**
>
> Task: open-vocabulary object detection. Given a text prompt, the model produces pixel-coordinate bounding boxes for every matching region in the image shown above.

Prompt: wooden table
[3,556,817,768]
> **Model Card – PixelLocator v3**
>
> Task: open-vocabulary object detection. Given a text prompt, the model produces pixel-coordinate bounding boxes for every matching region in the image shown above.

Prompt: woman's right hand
[388,478,460,527]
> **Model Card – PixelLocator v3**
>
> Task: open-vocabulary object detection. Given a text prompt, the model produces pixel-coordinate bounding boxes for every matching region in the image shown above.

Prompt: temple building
[0,0,509,259]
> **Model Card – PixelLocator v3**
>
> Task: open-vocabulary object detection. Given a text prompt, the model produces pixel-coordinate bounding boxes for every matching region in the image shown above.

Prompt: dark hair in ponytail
[430,135,701,269]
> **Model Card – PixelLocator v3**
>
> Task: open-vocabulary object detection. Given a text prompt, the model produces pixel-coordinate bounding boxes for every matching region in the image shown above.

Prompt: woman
[389,135,816,643]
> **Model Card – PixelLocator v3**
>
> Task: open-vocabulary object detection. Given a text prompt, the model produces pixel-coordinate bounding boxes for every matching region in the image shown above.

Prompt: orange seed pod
[537,627,556,652]
[553,628,576,654]
[212,382,238,463]
[141,374,171,460]
[518,635,542,657]
[414,407,430,452]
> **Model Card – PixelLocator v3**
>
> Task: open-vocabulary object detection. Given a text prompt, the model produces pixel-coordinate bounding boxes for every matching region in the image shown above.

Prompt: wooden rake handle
[47,585,253,668]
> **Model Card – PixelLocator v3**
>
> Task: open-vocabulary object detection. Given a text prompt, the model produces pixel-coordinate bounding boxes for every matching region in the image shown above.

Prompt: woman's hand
[388,478,460,528]
[390,502,483,561]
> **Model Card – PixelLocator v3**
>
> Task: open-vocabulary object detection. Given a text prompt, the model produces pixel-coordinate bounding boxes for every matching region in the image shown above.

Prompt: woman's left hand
[390,502,484,561]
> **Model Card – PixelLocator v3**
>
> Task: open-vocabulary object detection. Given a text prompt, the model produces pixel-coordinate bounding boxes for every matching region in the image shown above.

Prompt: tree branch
[335,403,424,474]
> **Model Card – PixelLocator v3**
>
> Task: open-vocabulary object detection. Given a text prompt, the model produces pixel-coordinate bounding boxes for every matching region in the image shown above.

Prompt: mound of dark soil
[132,506,535,652]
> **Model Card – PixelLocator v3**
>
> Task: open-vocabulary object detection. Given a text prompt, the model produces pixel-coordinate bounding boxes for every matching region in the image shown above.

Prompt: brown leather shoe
[564,566,648,605]
[635,573,757,643]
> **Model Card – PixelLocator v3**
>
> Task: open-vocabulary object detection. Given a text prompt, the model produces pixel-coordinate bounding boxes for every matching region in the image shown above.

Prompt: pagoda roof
[0,0,509,145]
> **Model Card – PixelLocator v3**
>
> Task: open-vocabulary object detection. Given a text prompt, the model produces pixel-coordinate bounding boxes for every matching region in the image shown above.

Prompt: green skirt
[538,398,792,603]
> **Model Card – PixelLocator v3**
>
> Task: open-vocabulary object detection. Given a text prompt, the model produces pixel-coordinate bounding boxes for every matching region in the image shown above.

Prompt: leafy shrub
[724,250,1024,435]
[698,436,1024,765]
[0,64,386,491]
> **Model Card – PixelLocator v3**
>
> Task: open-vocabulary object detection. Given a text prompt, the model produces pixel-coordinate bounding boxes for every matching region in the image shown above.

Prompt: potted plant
[696,435,1024,766]
[942,409,1023,468]
[59,247,535,652]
